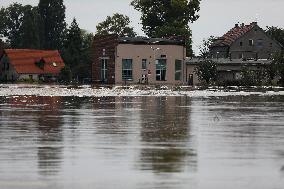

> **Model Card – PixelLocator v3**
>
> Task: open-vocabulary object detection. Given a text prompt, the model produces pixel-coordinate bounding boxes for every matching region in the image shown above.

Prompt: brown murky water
[0,95,284,189]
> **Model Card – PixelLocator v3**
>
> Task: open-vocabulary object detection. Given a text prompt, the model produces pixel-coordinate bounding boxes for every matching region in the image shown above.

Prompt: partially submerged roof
[211,22,257,47]
[118,36,185,46]
[2,49,65,75]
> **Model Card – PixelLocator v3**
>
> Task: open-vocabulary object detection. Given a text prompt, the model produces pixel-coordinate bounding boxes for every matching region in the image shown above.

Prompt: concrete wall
[230,26,281,59]
[115,44,186,85]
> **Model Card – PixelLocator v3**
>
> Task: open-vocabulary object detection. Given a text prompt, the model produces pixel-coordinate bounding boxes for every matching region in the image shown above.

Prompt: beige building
[92,35,187,85]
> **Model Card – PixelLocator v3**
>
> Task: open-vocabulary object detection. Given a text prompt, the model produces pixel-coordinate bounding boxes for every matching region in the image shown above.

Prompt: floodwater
[0,95,284,189]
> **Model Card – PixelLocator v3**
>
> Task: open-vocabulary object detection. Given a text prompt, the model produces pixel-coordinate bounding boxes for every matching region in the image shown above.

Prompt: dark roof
[118,36,185,46]
[211,22,257,47]
[3,49,65,75]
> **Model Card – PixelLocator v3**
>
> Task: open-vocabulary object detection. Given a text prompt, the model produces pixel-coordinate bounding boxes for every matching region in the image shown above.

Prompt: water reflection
[10,96,64,176]
[139,97,196,173]
[1,95,284,189]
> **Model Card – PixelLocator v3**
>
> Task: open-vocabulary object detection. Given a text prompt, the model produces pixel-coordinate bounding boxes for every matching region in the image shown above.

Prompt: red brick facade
[92,34,118,84]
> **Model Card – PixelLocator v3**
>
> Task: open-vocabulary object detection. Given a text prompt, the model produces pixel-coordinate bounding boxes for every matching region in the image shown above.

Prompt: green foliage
[240,67,267,86]
[62,19,93,81]
[272,51,284,86]
[265,61,279,85]
[195,60,217,85]
[96,13,136,37]
[266,26,284,47]
[131,0,201,56]
[21,6,41,49]
[63,18,82,67]
[59,66,72,83]
[0,3,41,48]
[39,0,67,50]
[199,36,217,59]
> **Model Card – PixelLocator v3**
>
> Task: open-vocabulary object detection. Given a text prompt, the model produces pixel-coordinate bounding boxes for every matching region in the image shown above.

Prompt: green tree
[0,3,40,49]
[59,65,72,83]
[96,13,136,37]
[199,36,217,59]
[131,0,201,56]
[266,26,284,47]
[62,18,82,77]
[21,6,41,49]
[63,19,94,82]
[272,51,284,86]
[0,3,25,48]
[39,0,67,50]
[195,60,217,85]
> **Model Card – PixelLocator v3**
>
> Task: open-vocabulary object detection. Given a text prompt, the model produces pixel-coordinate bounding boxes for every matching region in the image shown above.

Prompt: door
[101,59,108,83]
[188,74,194,86]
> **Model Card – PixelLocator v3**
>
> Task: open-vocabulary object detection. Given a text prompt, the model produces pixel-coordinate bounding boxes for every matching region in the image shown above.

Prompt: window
[270,43,273,47]
[240,41,243,46]
[122,59,133,80]
[249,39,254,46]
[156,59,167,81]
[142,59,147,70]
[175,60,182,81]
[257,39,263,47]
[101,59,108,82]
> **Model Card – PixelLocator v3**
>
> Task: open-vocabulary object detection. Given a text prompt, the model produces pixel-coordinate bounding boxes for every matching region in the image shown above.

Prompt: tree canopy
[39,0,67,50]
[266,26,284,47]
[195,60,217,85]
[0,3,41,49]
[131,0,201,56]
[198,36,217,59]
[96,13,136,37]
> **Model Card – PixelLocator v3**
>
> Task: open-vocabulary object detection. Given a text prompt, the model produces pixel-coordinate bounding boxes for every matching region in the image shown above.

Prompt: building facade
[0,49,65,82]
[210,22,282,59]
[186,58,272,85]
[92,35,186,85]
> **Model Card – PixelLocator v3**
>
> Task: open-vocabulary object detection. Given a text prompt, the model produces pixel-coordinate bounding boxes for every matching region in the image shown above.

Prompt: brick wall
[92,34,118,84]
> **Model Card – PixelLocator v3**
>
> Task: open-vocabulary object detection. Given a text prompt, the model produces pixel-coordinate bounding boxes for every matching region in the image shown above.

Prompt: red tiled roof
[4,49,65,75]
[212,22,257,47]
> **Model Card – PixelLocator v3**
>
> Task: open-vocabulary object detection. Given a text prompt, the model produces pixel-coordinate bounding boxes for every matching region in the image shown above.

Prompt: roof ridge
[212,22,257,47]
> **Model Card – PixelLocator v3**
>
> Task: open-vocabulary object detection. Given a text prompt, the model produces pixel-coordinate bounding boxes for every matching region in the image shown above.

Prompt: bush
[194,60,217,85]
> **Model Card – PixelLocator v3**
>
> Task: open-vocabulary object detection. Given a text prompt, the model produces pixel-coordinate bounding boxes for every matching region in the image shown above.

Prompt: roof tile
[3,49,65,75]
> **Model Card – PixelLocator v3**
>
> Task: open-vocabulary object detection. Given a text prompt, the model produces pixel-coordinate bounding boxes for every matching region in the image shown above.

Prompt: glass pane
[142,59,147,69]
[175,60,182,71]
[175,72,181,81]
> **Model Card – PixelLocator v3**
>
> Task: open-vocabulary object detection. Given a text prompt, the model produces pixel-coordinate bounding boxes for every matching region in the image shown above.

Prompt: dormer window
[249,39,254,46]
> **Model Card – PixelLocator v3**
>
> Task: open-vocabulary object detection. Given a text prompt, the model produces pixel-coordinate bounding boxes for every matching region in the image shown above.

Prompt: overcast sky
[2,0,284,54]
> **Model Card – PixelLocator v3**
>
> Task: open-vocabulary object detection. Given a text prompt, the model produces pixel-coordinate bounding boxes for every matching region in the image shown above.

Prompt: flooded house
[186,22,282,85]
[92,34,186,85]
[0,49,65,82]
[210,22,282,59]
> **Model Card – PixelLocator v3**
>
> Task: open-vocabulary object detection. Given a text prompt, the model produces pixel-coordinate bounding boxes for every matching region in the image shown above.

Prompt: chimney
[235,23,239,28]
[241,23,245,27]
